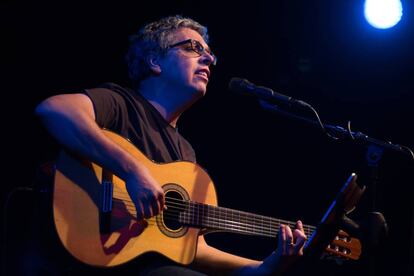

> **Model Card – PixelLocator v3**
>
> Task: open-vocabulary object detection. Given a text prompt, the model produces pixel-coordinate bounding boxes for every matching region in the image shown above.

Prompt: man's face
[158,28,216,98]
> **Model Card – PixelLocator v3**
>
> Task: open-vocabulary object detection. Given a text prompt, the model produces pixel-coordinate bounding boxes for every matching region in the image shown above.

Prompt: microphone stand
[258,100,414,275]
[259,100,413,159]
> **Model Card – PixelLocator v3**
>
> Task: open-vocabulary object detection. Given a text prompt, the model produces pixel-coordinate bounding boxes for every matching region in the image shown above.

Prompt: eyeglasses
[167,39,217,66]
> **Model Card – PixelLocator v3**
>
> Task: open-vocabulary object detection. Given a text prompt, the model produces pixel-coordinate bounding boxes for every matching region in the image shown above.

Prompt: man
[35,15,307,275]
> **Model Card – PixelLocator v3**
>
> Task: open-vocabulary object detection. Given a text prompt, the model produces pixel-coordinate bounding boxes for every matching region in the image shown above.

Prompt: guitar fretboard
[165,197,315,237]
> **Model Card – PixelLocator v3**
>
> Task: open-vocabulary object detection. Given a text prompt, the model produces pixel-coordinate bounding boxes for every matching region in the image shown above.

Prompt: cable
[305,104,340,140]
[347,121,356,140]
[400,145,414,161]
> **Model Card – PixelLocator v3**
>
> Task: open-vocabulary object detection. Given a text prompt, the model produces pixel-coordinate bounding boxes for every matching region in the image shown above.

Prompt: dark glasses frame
[167,39,217,66]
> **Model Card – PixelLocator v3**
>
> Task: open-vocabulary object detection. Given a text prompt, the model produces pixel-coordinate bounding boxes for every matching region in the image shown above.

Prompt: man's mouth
[195,68,210,81]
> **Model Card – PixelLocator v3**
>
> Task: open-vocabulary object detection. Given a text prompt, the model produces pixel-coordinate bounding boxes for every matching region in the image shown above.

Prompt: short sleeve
[83,86,128,130]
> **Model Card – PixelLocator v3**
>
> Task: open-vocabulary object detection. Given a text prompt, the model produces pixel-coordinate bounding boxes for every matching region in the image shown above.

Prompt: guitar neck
[169,198,316,238]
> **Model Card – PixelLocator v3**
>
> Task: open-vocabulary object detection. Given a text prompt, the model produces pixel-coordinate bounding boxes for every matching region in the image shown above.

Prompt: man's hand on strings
[124,165,165,220]
[256,220,307,275]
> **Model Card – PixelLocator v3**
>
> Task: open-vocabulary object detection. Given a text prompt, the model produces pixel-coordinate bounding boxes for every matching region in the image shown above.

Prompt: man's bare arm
[35,93,164,218]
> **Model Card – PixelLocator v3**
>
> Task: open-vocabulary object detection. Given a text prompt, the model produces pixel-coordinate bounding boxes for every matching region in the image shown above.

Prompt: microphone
[228,77,310,108]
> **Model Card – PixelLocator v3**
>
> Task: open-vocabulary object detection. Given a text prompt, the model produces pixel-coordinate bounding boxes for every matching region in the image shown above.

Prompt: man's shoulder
[84,82,136,100]
[96,82,133,94]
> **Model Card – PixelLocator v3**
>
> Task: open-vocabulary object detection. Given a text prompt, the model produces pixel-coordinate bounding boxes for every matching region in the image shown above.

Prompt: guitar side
[53,130,218,267]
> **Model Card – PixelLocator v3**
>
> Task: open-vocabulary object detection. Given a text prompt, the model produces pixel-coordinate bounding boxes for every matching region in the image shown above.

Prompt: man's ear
[146,53,162,75]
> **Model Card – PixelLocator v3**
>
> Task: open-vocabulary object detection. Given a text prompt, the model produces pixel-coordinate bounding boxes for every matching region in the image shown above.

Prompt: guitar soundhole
[157,184,189,238]
[163,190,184,231]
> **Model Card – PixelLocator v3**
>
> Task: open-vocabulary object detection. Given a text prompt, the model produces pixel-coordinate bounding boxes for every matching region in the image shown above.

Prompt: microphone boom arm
[258,100,414,159]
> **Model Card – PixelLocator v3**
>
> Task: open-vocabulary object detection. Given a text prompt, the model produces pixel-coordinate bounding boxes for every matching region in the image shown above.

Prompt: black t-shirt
[84,82,196,163]
[82,83,201,274]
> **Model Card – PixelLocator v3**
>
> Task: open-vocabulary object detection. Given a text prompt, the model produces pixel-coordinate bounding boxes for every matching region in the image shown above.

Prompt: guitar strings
[111,190,316,232]
[112,199,308,238]
[112,191,316,235]
[111,196,315,237]
[164,198,316,236]
[112,191,317,235]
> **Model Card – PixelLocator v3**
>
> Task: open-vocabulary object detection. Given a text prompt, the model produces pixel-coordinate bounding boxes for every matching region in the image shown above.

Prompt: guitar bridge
[100,179,113,234]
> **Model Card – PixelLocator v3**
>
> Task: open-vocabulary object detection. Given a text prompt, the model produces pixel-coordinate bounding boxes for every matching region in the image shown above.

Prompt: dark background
[2,0,413,275]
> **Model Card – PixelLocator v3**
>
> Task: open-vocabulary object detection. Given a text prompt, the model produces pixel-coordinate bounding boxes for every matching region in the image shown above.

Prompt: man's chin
[186,80,207,99]
[197,86,207,97]
[193,83,207,97]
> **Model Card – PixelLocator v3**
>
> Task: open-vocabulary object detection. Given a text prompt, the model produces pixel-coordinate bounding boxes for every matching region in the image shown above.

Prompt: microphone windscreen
[228,77,251,94]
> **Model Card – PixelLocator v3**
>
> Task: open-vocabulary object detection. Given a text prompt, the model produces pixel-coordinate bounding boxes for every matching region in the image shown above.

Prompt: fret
[218,203,221,230]
[224,207,228,230]
[231,209,233,229]
[195,202,199,226]
[248,212,252,234]
[199,203,203,228]
[269,217,273,236]
[238,210,241,233]
[207,204,211,228]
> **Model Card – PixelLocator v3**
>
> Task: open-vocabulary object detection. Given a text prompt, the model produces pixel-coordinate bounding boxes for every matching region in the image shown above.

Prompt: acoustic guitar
[53,129,361,267]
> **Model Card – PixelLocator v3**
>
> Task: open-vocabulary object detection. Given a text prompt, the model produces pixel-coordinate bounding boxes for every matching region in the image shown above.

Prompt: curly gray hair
[126,15,209,86]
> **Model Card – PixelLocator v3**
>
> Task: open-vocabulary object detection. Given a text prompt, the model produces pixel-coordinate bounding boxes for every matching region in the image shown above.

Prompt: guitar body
[53,130,218,267]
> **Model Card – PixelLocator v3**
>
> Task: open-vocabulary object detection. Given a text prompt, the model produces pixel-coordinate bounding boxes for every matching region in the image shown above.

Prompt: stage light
[364,0,403,29]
